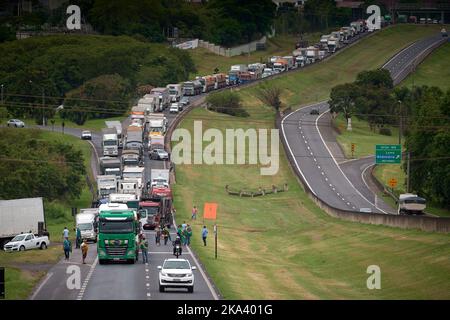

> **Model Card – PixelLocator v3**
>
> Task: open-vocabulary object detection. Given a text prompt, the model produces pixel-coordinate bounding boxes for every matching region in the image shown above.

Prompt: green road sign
[375,144,402,164]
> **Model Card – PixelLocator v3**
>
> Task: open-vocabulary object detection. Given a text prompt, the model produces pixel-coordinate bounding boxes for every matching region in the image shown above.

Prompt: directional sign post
[388,178,397,188]
[375,144,402,164]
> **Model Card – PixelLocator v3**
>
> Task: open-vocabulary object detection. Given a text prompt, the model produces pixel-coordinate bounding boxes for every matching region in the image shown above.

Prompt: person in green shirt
[140,236,149,264]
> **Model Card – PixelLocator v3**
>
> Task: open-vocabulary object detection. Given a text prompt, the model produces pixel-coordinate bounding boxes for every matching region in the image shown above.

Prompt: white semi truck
[97,175,118,199]
[167,84,183,102]
[76,212,97,242]
[102,128,119,156]
[150,88,171,111]
[105,121,123,149]
[0,197,46,248]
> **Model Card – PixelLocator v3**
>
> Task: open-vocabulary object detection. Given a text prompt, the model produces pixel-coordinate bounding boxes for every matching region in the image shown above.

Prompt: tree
[356,69,393,89]
[328,83,359,130]
[205,91,248,117]
[255,83,283,112]
[62,74,130,125]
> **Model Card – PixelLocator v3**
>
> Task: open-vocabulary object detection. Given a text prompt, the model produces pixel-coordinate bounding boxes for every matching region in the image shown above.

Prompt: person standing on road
[182,221,187,230]
[140,236,149,264]
[191,206,198,220]
[201,226,208,246]
[155,226,161,246]
[177,225,183,237]
[62,226,69,240]
[81,239,88,264]
[63,238,71,260]
[186,224,192,246]
[75,227,81,249]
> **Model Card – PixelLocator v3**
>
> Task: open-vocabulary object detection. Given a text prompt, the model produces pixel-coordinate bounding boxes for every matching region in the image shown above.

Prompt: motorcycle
[173,243,182,258]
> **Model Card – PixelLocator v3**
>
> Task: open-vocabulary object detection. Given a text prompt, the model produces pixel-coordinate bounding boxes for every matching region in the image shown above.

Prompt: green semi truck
[97,209,139,264]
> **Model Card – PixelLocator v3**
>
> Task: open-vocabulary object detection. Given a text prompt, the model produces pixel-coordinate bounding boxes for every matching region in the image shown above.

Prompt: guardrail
[276,111,450,233]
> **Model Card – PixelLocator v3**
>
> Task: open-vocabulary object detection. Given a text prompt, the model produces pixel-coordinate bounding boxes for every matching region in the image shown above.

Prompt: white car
[3,233,50,252]
[158,258,196,293]
[81,130,92,140]
[7,119,25,127]
[169,103,180,113]
[149,148,169,160]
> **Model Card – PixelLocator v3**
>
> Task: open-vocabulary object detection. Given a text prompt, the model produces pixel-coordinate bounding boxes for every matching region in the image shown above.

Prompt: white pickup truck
[3,233,50,252]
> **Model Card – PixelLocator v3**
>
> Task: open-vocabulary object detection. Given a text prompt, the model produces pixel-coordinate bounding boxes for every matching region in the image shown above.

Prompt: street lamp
[1,84,4,105]
[29,80,45,126]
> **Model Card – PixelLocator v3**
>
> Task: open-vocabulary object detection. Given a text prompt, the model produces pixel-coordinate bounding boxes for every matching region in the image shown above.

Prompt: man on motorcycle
[173,235,182,257]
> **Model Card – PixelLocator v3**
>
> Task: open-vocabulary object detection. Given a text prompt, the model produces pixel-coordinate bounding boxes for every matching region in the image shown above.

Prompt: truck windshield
[123,173,142,179]
[141,207,159,215]
[11,235,26,242]
[103,141,117,146]
[169,90,177,95]
[124,159,139,166]
[99,221,134,234]
[78,223,93,231]
[150,127,163,133]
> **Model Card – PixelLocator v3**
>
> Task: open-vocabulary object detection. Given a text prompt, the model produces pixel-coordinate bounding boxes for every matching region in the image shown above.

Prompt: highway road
[31,96,218,300]
[281,33,447,213]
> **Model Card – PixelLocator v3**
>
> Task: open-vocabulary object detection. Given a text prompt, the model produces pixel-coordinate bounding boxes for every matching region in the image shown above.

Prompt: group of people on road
[62,226,89,264]
[177,221,193,246]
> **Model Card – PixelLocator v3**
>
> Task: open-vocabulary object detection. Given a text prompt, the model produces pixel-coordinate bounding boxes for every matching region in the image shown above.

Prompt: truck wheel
[40,243,47,250]
[127,259,135,264]
[99,259,105,265]
[19,246,25,251]
[159,285,165,292]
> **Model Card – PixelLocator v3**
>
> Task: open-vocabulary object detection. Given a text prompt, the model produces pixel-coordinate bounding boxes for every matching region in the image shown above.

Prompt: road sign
[375,144,401,164]
[388,178,397,188]
[351,143,355,152]
[203,202,218,220]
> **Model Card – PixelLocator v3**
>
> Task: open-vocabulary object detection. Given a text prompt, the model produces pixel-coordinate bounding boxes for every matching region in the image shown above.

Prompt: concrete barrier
[276,112,450,233]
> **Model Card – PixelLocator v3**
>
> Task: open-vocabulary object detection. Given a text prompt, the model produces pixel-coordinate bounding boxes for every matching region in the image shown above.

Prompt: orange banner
[203,202,218,220]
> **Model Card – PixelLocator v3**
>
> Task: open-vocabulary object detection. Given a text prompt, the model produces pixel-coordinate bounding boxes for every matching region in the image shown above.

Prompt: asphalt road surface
[281,33,446,213]
[32,97,218,300]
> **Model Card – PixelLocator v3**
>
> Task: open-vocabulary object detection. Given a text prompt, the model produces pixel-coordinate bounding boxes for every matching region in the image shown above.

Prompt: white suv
[158,258,196,293]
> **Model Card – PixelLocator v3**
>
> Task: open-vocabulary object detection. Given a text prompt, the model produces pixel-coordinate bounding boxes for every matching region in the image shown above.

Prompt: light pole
[398,100,402,145]
[29,80,45,126]
[1,84,4,105]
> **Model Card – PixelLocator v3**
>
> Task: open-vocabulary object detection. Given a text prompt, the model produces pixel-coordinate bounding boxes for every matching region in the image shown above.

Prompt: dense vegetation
[0,0,276,47]
[329,70,450,207]
[205,91,248,117]
[0,129,85,201]
[0,35,195,124]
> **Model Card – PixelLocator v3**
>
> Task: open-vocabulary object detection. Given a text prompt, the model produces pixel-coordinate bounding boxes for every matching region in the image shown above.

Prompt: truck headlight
[99,250,106,256]
[124,240,128,244]
[128,250,135,256]
[104,240,109,245]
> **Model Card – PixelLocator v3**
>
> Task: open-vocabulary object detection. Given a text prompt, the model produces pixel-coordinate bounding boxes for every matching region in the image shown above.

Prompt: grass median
[170,25,450,299]
[0,130,94,299]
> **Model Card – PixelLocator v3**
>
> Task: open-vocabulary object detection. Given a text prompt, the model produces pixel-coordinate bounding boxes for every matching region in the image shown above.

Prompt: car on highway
[169,103,180,113]
[310,108,320,115]
[158,258,196,293]
[180,96,190,107]
[149,148,169,160]
[3,233,49,252]
[81,130,92,140]
[7,119,25,128]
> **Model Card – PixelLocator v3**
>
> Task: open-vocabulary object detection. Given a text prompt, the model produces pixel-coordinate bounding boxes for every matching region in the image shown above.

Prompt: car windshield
[151,127,163,132]
[82,131,91,135]
[156,149,166,153]
[78,223,93,231]
[163,260,190,270]
[99,221,134,234]
[11,235,26,242]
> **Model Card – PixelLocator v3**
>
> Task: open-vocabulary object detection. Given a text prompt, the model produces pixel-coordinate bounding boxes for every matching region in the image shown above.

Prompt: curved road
[281,33,447,213]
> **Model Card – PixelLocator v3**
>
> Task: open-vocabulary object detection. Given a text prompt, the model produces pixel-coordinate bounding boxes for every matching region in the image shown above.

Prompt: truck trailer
[0,197,46,248]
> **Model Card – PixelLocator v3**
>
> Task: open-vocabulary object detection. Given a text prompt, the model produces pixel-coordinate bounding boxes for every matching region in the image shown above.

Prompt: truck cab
[97,210,139,264]
[76,212,98,242]
[102,128,119,156]
[140,201,161,230]
[97,175,118,199]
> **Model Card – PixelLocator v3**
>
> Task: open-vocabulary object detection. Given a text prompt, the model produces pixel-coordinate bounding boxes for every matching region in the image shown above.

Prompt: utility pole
[398,100,402,145]
[42,88,45,126]
[407,152,411,193]
[1,84,4,105]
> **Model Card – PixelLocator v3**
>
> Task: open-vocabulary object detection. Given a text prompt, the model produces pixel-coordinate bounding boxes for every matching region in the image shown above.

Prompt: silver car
[7,119,25,128]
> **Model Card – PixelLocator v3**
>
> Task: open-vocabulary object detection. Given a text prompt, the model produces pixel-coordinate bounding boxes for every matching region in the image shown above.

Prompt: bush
[379,127,392,136]
[205,91,249,117]
[45,201,71,222]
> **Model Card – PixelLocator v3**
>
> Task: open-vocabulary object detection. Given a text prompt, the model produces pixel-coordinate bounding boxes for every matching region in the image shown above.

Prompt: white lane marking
[316,110,387,214]
[76,256,98,300]
[361,164,388,214]
[281,109,318,197]
[171,214,219,300]
[30,272,53,300]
